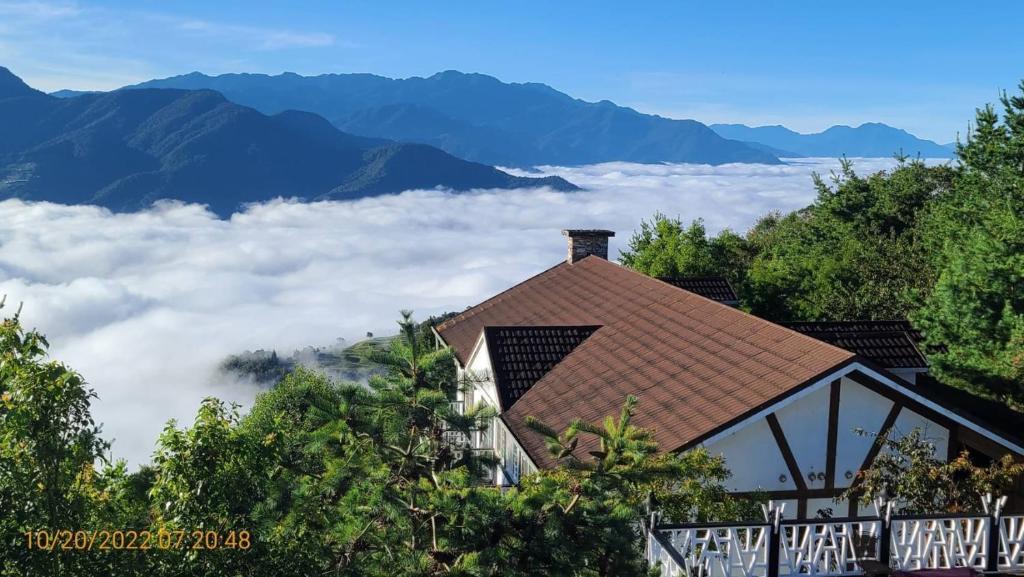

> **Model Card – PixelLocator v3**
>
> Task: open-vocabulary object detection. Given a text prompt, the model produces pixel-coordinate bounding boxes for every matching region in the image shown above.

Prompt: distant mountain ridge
[123,70,783,167]
[0,67,576,217]
[710,122,953,158]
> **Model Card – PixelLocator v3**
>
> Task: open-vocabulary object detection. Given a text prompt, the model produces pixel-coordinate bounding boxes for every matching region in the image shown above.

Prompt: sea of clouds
[0,158,915,466]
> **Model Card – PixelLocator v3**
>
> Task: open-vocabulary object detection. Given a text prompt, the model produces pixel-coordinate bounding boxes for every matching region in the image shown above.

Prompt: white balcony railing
[646,499,1024,577]
[780,519,881,577]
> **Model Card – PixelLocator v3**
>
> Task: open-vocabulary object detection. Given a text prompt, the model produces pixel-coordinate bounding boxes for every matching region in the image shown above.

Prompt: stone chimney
[562,229,615,264]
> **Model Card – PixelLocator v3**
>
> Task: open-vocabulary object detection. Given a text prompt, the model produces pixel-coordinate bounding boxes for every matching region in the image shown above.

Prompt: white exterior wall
[890,406,949,458]
[705,419,795,492]
[774,385,831,489]
[457,334,536,486]
[834,376,896,488]
[807,497,846,518]
[463,338,500,410]
[705,372,950,500]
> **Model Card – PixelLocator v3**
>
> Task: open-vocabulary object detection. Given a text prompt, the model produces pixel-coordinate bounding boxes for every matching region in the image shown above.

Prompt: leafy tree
[0,300,108,577]
[741,158,950,321]
[842,427,1024,514]
[620,214,748,284]
[622,160,952,322]
[147,398,273,576]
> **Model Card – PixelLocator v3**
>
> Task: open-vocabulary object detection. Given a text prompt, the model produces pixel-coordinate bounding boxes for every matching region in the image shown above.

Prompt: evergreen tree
[914,84,1024,407]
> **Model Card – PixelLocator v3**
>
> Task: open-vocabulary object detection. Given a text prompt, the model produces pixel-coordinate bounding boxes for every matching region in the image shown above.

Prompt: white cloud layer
[0,158,913,466]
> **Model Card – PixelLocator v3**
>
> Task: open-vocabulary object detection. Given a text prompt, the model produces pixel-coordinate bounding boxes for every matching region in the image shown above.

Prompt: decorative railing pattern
[647,497,1024,577]
[779,519,881,577]
[647,529,688,577]
[1000,515,1024,570]
[889,516,989,571]
[657,523,770,577]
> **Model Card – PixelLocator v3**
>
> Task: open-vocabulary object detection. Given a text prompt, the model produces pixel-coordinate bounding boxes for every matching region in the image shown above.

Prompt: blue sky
[1,0,1020,142]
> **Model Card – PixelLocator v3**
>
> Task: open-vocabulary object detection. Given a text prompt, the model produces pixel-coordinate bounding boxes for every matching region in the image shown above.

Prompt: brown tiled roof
[436,257,855,468]
[484,325,601,410]
[659,276,739,304]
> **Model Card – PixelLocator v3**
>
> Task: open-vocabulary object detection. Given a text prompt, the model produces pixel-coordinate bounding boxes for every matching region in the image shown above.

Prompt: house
[434,229,1024,517]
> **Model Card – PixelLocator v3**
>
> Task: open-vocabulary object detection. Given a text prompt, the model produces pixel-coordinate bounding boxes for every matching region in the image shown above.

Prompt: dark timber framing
[825,380,841,489]
[846,400,903,516]
[767,412,807,517]
[844,370,955,430]
[710,367,1021,518]
[735,488,846,500]
[858,402,903,476]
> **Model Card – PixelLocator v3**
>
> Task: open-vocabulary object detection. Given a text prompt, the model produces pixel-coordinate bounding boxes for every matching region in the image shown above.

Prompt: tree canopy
[621,85,1024,408]
[1,307,754,577]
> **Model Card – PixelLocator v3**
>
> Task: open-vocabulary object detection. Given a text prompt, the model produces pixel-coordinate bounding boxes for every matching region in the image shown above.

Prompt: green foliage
[0,299,108,577]
[219,350,293,385]
[842,427,1024,514]
[620,214,750,289]
[623,84,1024,407]
[650,450,765,524]
[620,159,952,322]
[911,85,1024,408]
[2,305,756,576]
[741,158,950,321]
[147,398,273,576]
[520,395,760,577]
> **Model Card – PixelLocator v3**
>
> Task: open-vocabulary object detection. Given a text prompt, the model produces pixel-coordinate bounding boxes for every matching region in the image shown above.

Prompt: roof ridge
[482,324,604,330]
[605,259,856,360]
[436,260,568,333]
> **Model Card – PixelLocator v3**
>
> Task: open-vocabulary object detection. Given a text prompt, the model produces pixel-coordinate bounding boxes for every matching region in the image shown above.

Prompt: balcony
[645,497,1024,577]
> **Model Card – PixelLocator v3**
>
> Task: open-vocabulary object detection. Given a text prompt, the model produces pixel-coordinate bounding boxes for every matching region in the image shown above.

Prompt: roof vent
[562,229,615,264]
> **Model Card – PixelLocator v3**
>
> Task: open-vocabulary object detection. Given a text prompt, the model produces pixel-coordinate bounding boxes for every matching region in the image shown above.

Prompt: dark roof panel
[783,321,928,369]
[659,276,739,303]
[484,325,600,410]
[783,320,924,342]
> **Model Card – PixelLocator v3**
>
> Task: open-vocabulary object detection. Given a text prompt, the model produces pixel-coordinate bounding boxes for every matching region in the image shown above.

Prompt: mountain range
[4,64,957,217]
[709,123,953,158]
[0,67,575,217]
[118,70,954,164]
[122,70,782,166]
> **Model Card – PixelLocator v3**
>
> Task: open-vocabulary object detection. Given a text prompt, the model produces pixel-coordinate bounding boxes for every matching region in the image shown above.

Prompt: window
[478,415,493,449]
[497,422,506,458]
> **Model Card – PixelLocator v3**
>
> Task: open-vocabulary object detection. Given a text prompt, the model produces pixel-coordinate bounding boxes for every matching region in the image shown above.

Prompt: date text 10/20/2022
[23,529,252,551]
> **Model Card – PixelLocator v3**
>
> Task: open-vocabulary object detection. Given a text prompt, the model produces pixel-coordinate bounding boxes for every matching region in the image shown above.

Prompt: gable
[700,363,1023,470]
[697,363,1024,517]
[484,325,600,410]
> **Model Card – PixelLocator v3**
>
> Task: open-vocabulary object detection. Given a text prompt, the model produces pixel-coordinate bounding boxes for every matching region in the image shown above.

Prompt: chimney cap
[561,229,616,237]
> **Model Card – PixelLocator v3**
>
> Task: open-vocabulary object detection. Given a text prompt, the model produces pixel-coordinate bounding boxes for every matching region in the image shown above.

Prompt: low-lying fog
[0,158,916,465]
